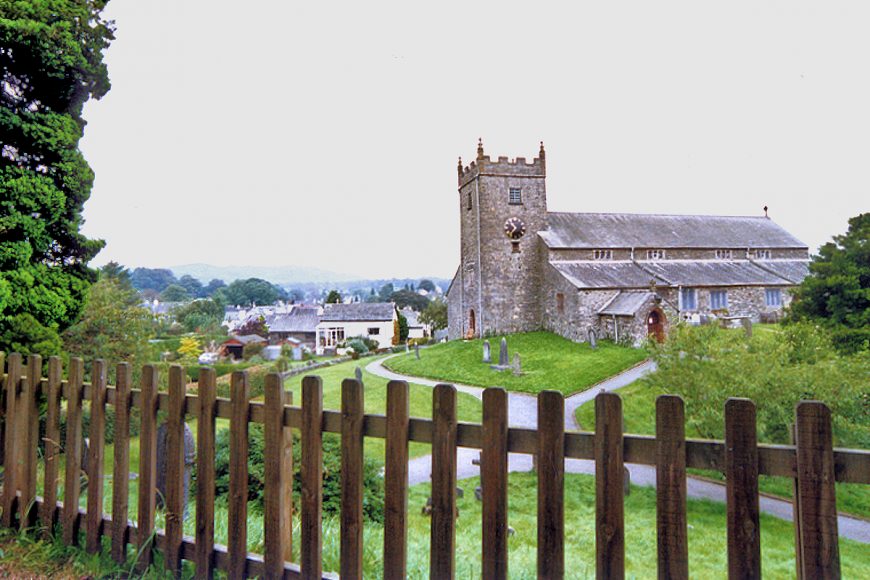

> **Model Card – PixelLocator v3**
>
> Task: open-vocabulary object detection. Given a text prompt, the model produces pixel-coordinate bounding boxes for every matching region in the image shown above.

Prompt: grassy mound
[384,332,647,396]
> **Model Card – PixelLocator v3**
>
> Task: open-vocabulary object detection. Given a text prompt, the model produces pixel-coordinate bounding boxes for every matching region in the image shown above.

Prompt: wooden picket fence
[0,352,868,579]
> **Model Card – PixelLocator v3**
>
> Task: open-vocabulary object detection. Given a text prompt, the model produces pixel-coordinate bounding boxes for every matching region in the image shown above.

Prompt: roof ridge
[547,211,770,220]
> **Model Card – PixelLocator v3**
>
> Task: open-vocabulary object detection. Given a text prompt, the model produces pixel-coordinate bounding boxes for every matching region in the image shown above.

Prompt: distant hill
[169,263,358,285]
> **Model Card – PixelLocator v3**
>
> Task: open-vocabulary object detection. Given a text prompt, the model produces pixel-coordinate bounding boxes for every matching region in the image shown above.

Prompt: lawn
[14,472,870,578]
[574,380,870,520]
[384,332,648,396]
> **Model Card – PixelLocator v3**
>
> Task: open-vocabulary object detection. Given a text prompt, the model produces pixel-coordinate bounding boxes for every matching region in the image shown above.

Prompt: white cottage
[315,303,397,354]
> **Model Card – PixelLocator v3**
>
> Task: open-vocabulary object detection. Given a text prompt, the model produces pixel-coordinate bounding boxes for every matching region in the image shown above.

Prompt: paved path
[366,354,870,544]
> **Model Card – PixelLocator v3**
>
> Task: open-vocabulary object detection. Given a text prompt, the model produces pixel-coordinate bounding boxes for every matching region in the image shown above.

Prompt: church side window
[647,249,665,260]
[765,288,782,307]
[556,292,564,313]
[680,288,697,310]
[755,249,771,259]
[509,187,522,205]
[592,250,612,260]
[715,249,733,259]
[710,290,728,310]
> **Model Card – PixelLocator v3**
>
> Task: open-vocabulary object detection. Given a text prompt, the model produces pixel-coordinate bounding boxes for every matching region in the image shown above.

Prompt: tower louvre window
[755,249,771,259]
[715,249,733,259]
[509,187,522,205]
[556,292,564,313]
[592,250,612,260]
[466,191,472,210]
[646,249,665,260]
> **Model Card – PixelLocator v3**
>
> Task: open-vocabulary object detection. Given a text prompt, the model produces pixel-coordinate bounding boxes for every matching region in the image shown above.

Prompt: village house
[267,305,321,349]
[447,141,810,345]
[315,302,397,354]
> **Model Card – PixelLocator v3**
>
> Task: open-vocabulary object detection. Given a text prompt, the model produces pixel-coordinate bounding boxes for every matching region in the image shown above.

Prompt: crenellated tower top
[458,139,546,187]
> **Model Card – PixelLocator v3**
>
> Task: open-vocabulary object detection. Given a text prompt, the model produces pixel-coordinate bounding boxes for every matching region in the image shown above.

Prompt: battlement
[458,140,546,187]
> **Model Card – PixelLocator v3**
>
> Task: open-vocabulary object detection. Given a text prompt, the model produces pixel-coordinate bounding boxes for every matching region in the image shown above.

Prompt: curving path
[365,354,870,544]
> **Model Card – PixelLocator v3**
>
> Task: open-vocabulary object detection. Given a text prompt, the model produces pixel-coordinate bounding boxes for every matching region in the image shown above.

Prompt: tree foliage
[173,298,225,333]
[389,288,429,312]
[62,277,152,368]
[222,277,281,306]
[420,298,448,331]
[417,279,436,292]
[645,323,869,448]
[159,283,190,302]
[397,310,409,342]
[325,289,342,304]
[176,335,201,362]
[0,1,115,355]
[130,267,177,293]
[788,213,870,349]
[236,316,269,338]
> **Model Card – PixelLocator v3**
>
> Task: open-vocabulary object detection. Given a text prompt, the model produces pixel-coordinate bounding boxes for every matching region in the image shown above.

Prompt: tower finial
[539,141,546,158]
[457,156,463,176]
[477,137,484,160]
[763,205,769,218]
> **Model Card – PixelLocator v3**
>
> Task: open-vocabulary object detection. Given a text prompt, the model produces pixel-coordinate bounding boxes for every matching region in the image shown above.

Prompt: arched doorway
[647,308,666,342]
[468,309,476,338]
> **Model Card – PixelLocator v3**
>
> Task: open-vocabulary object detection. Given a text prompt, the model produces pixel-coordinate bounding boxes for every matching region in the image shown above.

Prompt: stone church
[446,141,810,345]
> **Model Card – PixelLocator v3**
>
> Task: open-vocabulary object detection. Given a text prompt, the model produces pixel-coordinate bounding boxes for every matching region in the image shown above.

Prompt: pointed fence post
[1,353,22,529]
[195,367,217,579]
[62,358,84,546]
[85,360,107,553]
[430,384,457,580]
[655,395,688,578]
[595,392,624,579]
[301,375,324,579]
[228,371,250,579]
[164,365,187,574]
[20,354,42,530]
[340,378,365,580]
[41,356,63,535]
[538,390,565,580]
[111,363,132,562]
[383,380,409,578]
[482,387,509,580]
[725,398,761,579]
[136,365,159,571]
[264,373,293,579]
[794,401,840,579]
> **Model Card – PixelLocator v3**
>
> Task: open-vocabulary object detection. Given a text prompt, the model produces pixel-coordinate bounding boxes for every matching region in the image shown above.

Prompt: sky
[79,1,870,279]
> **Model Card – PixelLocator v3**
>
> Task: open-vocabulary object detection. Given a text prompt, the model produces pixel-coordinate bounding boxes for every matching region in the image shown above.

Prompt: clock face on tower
[504,217,526,240]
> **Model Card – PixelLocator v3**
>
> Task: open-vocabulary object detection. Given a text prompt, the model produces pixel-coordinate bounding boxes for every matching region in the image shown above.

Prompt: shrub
[830,327,870,355]
[346,338,369,355]
[242,342,264,360]
[213,427,384,522]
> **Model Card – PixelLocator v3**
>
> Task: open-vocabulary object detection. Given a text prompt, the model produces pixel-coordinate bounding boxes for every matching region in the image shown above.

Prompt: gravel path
[366,354,870,544]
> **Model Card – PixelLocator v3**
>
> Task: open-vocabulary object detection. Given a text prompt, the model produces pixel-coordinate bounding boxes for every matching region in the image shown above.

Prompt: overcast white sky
[79,1,869,279]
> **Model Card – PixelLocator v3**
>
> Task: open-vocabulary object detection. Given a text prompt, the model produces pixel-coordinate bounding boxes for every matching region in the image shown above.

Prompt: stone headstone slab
[499,338,509,366]
[354,366,363,383]
[588,327,598,349]
[415,343,420,360]
[482,340,491,363]
[156,421,196,519]
[742,317,752,339]
[512,353,522,376]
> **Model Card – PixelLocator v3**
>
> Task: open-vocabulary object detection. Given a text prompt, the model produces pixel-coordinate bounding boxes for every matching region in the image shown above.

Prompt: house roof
[268,310,321,333]
[227,334,267,345]
[539,212,807,249]
[401,308,422,328]
[598,292,656,316]
[320,302,395,322]
[551,259,807,289]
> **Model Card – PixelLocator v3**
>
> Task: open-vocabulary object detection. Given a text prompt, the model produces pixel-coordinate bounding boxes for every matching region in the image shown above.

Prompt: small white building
[315,303,396,354]
[400,307,429,339]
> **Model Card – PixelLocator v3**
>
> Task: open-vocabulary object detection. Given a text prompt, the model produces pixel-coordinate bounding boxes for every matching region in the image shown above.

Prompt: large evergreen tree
[0,1,114,354]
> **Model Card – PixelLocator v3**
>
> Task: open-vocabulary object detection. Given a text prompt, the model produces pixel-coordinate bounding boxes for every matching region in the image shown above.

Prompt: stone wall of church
[541,264,617,342]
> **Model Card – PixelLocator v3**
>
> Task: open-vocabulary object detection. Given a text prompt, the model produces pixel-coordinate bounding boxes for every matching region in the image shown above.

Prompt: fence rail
[0,352,867,578]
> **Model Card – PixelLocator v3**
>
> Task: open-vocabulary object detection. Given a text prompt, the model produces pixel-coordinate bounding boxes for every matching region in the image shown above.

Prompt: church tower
[451,140,548,338]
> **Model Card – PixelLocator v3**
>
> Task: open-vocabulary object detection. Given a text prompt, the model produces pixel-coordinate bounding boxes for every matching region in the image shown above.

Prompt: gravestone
[490,337,511,371]
[354,366,363,384]
[482,340,491,364]
[156,422,196,519]
[512,353,522,376]
[588,327,598,349]
[405,343,410,353]
[741,317,753,339]
[415,343,420,360]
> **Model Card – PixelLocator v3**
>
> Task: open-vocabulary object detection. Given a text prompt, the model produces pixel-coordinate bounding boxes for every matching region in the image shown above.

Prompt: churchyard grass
[574,380,870,519]
[384,331,647,396]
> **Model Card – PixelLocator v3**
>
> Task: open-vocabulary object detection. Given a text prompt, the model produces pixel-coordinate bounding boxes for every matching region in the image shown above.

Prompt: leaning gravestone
[156,422,196,519]
[588,327,598,349]
[512,353,522,376]
[415,343,420,360]
[482,340,491,364]
[354,366,363,384]
[742,317,752,339]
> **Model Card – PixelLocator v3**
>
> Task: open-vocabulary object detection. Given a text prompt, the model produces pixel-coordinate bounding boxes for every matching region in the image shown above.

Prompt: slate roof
[269,310,320,333]
[551,259,807,289]
[750,260,810,284]
[639,260,800,287]
[228,334,267,345]
[550,261,663,289]
[321,302,395,322]
[539,213,807,249]
[598,292,656,316]
[401,308,422,328]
